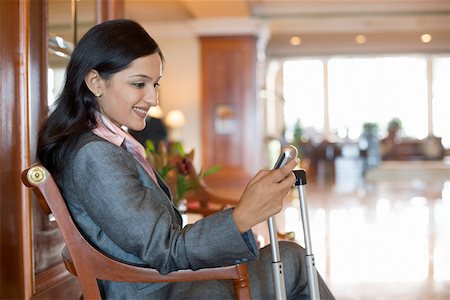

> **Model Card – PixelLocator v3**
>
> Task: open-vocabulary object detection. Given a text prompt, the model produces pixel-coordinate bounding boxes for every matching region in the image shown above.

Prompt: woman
[37,19,334,299]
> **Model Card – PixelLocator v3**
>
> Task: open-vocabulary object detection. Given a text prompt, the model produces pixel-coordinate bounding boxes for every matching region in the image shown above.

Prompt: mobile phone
[273,145,298,170]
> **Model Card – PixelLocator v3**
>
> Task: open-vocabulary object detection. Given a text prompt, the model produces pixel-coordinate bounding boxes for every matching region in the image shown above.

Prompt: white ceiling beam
[269,14,450,34]
[251,1,450,17]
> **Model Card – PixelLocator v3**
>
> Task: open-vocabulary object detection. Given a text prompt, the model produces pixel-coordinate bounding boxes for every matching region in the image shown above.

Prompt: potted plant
[145,141,220,207]
[361,122,380,169]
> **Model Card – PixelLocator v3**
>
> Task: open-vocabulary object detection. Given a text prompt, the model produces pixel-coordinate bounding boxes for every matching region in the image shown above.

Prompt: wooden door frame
[0,0,42,298]
[0,1,124,298]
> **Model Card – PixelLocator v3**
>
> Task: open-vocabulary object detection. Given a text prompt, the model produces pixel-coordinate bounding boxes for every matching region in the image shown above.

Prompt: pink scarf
[91,113,158,183]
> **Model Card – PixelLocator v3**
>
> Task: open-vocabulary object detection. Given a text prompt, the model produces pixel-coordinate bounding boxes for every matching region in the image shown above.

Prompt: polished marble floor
[254,177,450,300]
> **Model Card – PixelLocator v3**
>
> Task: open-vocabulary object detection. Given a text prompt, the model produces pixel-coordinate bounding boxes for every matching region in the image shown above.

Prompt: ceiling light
[421,34,432,43]
[355,35,367,44]
[148,106,164,118]
[165,110,186,129]
[290,36,301,46]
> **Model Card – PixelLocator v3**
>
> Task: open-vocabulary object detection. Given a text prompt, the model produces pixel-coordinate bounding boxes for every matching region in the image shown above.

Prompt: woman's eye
[133,82,145,88]
[154,82,160,89]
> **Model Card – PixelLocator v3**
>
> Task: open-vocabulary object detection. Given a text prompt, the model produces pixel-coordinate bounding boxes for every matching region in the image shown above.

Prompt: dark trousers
[248,241,335,300]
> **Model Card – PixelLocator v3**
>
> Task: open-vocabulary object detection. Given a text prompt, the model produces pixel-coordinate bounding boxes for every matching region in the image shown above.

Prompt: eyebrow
[129,74,162,81]
[129,74,151,80]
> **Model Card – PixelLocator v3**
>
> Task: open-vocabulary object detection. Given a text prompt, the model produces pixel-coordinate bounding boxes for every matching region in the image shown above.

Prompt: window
[283,59,324,141]
[328,56,428,139]
[283,55,450,147]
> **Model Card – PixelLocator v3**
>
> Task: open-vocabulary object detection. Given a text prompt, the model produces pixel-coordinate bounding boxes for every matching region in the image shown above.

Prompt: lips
[133,107,149,118]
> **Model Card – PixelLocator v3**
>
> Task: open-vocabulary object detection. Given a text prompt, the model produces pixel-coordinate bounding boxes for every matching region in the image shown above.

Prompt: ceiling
[49,0,450,57]
[125,0,450,22]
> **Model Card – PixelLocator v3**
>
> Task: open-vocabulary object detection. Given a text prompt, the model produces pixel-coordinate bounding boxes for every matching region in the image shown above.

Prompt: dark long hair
[37,19,163,177]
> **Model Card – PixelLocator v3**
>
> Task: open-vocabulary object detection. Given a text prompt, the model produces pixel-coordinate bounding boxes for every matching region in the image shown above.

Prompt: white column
[323,60,330,139]
[427,57,434,137]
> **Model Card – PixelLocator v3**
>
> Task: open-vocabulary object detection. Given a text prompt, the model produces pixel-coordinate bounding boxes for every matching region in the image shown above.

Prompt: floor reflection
[260,179,450,300]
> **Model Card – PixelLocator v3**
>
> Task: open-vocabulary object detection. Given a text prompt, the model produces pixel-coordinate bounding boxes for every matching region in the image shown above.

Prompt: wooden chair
[21,164,252,300]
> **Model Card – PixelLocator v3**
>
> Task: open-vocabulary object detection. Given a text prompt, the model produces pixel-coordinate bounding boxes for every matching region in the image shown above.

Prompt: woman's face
[96,53,162,131]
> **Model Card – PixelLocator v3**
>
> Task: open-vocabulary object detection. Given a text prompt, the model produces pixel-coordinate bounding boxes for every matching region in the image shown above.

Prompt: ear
[84,70,103,95]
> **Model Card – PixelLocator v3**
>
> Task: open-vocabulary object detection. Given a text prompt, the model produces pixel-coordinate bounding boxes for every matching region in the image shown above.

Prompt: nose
[143,86,159,106]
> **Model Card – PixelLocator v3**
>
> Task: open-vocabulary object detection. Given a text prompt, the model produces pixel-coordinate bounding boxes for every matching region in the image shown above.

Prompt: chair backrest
[22,164,251,300]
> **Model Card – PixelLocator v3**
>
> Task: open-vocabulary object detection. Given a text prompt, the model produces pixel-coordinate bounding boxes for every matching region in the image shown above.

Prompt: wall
[143,25,202,169]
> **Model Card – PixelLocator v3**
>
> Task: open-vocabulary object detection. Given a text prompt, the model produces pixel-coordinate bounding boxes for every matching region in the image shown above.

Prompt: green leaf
[159,165,174,179]
[146,140,156,153]
[202,165,221,177]
[176,173,188,200]
[169,142,185,156]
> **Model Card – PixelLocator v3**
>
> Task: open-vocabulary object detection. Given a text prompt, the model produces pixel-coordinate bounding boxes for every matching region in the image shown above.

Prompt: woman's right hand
[232,158,298,233]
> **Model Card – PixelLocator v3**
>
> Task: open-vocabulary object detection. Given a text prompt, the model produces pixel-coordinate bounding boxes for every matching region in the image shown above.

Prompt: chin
[128,122,146,132]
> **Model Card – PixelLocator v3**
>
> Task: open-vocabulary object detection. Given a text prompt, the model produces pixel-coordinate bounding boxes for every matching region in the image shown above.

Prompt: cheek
[107,88,129,109]
[113,85,135,103]
[97,95,123,116]
[96,98,108,113]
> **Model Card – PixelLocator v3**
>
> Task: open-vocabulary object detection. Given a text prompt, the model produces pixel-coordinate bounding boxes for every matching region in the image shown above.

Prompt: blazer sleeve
[69,140,258,274]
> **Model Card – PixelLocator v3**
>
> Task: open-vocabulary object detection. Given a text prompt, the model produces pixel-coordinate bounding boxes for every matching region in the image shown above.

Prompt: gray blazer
[59,131,258,299]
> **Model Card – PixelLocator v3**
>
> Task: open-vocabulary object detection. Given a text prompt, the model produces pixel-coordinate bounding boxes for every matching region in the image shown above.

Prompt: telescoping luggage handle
[293,169,320,300]
[268,145,321,300]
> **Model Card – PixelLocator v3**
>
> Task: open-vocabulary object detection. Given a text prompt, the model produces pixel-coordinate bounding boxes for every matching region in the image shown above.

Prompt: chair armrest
[62,245,249,283]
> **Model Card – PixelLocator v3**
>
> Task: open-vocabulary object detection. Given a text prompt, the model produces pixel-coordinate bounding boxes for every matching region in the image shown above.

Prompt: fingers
[247,158,297,189]
[234,159,298,233]
[247,169,270,185]
[273,158,298,183]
